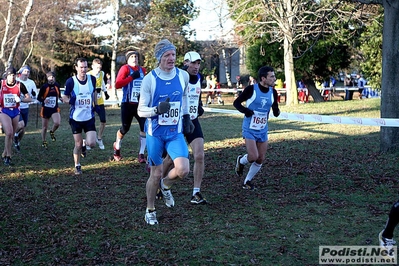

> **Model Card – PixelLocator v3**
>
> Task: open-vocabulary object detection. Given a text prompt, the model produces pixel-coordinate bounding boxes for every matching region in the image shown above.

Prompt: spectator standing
[105,73,112,90]
[138,39,194,225]
[330,76,337,97]
[204,75,214,105]
[15,65,37,151]
[162,51,207,204]
[37,71,62,149]
[113,51,147,163]
[357,74,367,99]
[0,67,32,165]
[213,74,224,105]
[297,79,308,103]
[62,58,97,175]
[344,74,354,100]
[249,76,257,85]
[233,66,280,190]
[88,58,110,149]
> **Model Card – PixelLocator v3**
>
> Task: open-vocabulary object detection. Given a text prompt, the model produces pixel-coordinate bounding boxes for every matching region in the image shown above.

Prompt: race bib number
[158,101,180,125]
[129,80,142,102]
[76,93,92,109]
[249,111,268,130]
[44,96,56,108]
[4,94,17,108]
[188,94,200,119]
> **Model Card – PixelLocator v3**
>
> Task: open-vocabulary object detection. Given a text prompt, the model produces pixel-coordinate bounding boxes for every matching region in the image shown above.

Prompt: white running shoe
[145,210,158,225]
[160,181,175,208]
[379,230,396,258]
[96,139,105,150]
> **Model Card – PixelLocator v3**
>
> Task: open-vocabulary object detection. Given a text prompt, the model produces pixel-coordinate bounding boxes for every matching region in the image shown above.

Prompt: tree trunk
[7,0,33,67]
[0,0,13,68]
[109,0,120,104]
[283,36,297,106]
[380,0,399,152]
[308,85,324,103]
[303,78,324,102]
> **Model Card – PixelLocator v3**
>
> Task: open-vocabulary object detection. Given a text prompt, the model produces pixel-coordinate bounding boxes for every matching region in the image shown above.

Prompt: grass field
[1,97,398,265]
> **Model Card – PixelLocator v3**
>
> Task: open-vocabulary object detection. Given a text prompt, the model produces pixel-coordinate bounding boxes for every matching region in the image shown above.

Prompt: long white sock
[244,162,262,183]
[240,154,249,165]
[115,138,122,150]
[139,135,146,154]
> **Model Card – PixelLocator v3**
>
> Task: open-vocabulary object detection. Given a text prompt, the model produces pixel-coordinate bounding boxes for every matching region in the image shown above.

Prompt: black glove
[96,88,101,93]
[183,114,195,134]
[130,70,140,79]
[273,108,280,117]
[198,105,204,116]
[244,108,254,117]
[31,89,36,97]
[155,97,170,114]
[104,91,110,100]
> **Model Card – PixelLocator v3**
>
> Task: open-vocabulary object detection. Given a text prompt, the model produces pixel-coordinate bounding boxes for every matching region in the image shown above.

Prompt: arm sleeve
[37,85,46,103]
[233,85,254,113]
[181,71,190,116]
[64,78,74,96]
[20,83,28,95]
[272,88,280,113]
[101,71,107,91]
[115,65,132,89]
[138,74,157,118]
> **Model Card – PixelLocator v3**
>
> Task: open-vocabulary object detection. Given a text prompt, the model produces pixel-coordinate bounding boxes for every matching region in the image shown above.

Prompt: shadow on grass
[0,104,397,265]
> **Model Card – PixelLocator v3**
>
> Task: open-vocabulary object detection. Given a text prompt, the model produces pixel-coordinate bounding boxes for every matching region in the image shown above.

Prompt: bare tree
[226,0,371,105]
[0,0,33,69]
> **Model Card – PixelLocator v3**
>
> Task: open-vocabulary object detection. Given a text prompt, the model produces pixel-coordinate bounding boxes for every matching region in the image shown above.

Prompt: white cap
[184,51,202,62]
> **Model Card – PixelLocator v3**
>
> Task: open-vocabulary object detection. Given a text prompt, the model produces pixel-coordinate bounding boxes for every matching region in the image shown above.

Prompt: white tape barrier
[50,101,397,127]
[203,107,399,127]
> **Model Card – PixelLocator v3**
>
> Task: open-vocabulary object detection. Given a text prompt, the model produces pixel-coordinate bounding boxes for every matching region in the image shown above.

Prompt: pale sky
[93,0,234,41]
[188,0,234,41]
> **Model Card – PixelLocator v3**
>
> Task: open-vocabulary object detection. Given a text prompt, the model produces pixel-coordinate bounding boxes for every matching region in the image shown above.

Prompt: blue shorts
[242,128,268,143]
[69,117,96,134]
[19,108,29,126]
[146,133,188,166]
[1,108,20,119]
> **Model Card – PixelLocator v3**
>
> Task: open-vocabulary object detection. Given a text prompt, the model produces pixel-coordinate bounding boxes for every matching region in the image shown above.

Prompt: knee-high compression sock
[244,162,262,183]
[240,154,249,165]
[383,200,399,239]
[115,139,122,150]
[139,135,146,154]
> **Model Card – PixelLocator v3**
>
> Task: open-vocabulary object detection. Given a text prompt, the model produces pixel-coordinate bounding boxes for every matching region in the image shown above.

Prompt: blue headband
[155,43,176,63]
[19,65,31,74]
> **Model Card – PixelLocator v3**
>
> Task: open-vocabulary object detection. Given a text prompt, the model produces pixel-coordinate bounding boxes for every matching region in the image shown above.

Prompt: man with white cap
[15,65,37,151]
[113,51,147,163]
[162,51,207,205]
[138,39,195,225]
